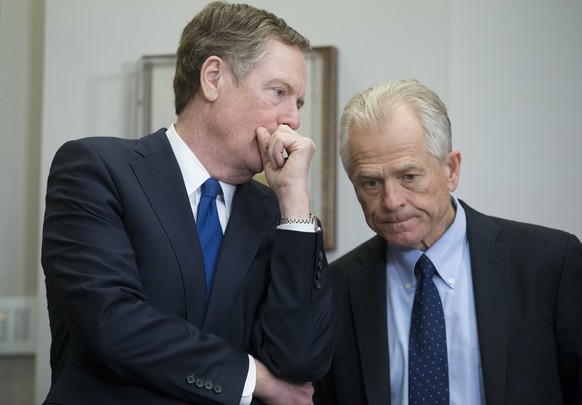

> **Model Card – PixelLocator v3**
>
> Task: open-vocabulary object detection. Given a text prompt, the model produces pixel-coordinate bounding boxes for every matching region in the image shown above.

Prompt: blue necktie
[196,178,223,300]
[409,254,449,405]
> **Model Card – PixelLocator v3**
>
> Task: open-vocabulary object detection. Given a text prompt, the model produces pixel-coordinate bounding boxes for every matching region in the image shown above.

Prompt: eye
[273,88,285,97]
[402,174,417,183]
[363,179,379,189]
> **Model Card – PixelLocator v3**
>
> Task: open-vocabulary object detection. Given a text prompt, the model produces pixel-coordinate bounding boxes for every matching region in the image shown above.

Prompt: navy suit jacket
[314,201,582,405]
[41,129,333,404]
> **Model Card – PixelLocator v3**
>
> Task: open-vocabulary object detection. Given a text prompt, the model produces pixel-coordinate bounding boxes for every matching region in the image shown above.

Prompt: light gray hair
[339,79,452,175]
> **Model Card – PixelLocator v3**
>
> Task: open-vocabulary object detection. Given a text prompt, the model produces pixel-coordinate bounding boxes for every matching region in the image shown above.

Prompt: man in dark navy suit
[41,2,332,404]
[314,79,582,405]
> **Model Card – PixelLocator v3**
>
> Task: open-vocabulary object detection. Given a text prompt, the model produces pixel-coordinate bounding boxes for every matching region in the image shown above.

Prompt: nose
[279,103,301,130]
[382,181,406,211]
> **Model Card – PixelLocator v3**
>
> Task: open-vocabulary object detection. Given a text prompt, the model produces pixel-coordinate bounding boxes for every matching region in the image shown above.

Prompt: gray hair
[339,79,452,175]
[173,1,311,115]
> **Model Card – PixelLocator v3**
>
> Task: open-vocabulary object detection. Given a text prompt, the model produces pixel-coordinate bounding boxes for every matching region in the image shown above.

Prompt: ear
[446,149,462,192]
[199,56,224,102]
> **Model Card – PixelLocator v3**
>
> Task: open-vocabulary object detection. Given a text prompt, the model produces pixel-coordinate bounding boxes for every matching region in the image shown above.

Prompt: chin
[382,229,423,248]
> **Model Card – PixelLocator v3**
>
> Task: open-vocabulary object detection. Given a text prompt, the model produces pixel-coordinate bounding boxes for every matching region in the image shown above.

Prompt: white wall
[34,0,582,402]
[450,0,582,234]
[0,0,43,404]
[0,0,42,296]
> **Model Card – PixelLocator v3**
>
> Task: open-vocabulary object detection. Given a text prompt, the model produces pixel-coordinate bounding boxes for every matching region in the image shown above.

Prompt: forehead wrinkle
[351,144,431,183]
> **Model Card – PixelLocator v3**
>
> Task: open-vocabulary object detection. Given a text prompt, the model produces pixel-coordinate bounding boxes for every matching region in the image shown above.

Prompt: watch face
[310,214,318,231]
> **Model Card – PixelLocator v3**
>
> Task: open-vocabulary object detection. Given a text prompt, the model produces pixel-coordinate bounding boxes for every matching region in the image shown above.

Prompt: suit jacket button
[214,383,223,394]
[186,374,196,384]
[204,380,214,390]
[195,378,204,388]
[314,279,322,289]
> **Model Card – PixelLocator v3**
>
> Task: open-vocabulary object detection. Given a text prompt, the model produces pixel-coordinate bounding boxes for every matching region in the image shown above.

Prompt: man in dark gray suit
[314,79,581,405]
[41,2,332,404]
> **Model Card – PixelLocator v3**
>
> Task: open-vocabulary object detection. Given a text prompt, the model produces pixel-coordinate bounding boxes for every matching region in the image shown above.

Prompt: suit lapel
[348,202,512,404]
[130,131,207,327]
[349,236,392,404]
[203,181,278,333]
[462,201,510,405]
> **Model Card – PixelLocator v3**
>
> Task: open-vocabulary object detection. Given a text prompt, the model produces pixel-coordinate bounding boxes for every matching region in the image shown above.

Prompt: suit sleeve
[42,140,248,404]
[250,221,334,381]
[555,234,582,404]
[313,262,344,404]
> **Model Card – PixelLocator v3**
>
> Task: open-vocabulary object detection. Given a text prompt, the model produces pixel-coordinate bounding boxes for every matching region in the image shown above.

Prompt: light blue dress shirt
[386,196,486,405]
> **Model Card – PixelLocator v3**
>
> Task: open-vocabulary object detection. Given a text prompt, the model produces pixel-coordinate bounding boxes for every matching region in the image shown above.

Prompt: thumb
[256,127,271,164]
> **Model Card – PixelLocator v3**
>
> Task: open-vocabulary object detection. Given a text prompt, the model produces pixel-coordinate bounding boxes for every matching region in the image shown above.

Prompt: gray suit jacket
[314,201,582,404]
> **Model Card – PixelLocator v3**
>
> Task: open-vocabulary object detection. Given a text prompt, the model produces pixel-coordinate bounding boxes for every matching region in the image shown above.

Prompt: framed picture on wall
[137,46,338,250]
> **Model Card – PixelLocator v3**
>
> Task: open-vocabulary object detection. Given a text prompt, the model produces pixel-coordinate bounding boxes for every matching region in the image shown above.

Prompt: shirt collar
[165,124,235,210]
[388,194,467,290]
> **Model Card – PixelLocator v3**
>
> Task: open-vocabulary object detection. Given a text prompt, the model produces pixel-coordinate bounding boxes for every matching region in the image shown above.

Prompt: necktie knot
[415,254,436,280]
[201,178,221,199]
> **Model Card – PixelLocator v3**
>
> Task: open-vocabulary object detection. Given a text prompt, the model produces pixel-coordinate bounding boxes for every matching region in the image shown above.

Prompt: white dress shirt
[166,124,315,404]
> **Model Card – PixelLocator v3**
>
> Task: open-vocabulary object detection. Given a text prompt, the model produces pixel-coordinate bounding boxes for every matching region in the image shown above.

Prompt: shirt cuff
[240,355,256,405]
[277,223,317,233]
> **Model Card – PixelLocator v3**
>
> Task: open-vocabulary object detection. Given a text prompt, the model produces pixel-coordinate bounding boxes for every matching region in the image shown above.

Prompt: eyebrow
[396,163,421,173]
[354,163,423,180]
[392,163,425,177]
[353,171,381,181]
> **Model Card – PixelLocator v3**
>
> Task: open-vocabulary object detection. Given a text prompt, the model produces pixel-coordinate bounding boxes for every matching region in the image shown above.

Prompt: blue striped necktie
[196,178,223,301]
[409,254,449,405]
